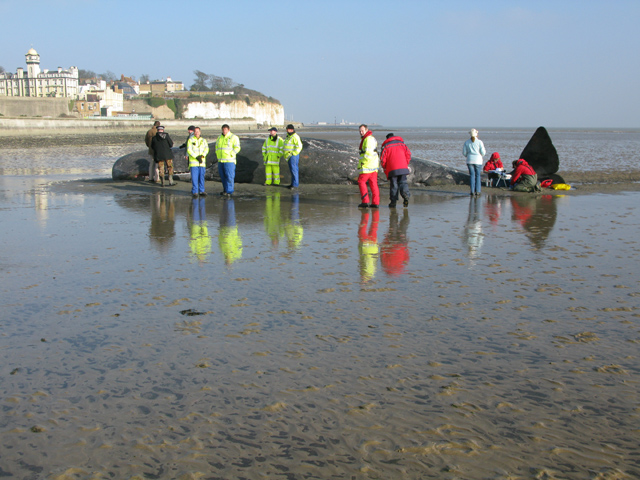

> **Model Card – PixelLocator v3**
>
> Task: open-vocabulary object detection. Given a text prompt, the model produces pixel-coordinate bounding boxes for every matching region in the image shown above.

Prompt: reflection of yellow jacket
[359,241,379,282]
[189,222,211,262]
[219,227,242,264]
[284,223,303,250]
[264,194,284,244]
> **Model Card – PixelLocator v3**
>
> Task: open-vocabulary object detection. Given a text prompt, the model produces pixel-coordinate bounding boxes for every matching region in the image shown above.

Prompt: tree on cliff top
[190,70,237,92]
[0,66,4,74]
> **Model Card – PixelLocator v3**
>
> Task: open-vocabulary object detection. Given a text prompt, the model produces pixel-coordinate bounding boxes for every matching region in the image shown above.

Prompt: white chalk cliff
[183,100,284,125]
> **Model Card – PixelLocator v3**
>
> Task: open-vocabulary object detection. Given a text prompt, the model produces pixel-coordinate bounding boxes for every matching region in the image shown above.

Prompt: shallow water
[1,163,640,479]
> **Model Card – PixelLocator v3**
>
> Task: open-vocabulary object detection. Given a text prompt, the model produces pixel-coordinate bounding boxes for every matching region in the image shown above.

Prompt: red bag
[540,179,553,188]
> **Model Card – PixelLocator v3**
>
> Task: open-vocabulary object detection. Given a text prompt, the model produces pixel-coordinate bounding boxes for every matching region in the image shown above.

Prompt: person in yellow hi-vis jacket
[187,127,209,198]
[283,124,303,189]
[218,197,242,265]
[215,124,241,197]
[262,127,284,185]
[357,124,380,208]
[188,196,211,264]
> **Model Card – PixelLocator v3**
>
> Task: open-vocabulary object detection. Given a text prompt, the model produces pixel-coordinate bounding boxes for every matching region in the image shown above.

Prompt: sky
[0,0,638,128]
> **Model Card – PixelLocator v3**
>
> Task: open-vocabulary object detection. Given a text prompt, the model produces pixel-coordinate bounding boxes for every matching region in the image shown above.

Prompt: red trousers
[358,172,380,206]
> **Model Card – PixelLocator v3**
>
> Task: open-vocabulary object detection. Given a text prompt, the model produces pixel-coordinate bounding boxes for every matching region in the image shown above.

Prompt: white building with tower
[0,48,79,98]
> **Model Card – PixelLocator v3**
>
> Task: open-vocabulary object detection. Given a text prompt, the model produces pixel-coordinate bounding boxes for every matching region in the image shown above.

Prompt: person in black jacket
[150,126,175,187]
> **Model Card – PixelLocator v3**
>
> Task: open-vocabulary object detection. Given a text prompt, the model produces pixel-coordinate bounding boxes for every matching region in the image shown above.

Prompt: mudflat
[1,129,639,479]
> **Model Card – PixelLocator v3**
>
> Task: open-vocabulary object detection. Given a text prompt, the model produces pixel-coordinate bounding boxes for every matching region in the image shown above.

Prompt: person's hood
[382,136,404,147]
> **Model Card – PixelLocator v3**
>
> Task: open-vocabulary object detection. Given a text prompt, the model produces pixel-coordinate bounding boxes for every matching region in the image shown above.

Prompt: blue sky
[1,0,637,128]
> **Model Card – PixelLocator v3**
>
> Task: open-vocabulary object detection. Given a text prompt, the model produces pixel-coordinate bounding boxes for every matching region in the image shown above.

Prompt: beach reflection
[187,196,211,264]
[463,197,484,265]
[510,194,558,249]
[358,209,379,283]
[380,209,410,277]
[149,192,176,253]
[218,198,242,265]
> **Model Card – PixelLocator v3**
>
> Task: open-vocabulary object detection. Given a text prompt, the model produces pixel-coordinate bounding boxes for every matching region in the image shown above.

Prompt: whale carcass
[519,126,565,184]
[112,137,469,186]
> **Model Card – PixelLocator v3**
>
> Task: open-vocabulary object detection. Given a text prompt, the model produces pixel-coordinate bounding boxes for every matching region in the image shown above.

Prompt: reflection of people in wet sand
[358,209,379,283]
[264,192,284,247]
[464,197,484,263]
[483,194,505,227]
[380,209,409,276]
[218,198,242,265]
[510,195,558,249]
[284,193,303,251]
[187,196,211,264]
[149,192,176,254]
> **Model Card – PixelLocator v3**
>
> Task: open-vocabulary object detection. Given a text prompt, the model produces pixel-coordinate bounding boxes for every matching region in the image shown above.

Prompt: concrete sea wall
[0,97,73,118]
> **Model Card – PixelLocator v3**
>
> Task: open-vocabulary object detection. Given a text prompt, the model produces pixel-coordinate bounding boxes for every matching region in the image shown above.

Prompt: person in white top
[462,128,487,196]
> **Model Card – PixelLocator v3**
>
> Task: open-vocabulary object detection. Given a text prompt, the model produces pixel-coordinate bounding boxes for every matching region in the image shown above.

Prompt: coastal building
[76,80,124,117]
[0,48,79,98]
[139,77,184,95]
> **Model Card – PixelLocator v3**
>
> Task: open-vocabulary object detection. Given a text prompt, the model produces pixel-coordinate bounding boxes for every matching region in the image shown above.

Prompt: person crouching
[510,158,539,192]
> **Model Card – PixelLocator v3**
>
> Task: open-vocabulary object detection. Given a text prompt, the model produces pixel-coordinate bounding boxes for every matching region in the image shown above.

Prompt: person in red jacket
[510,158,540,192]
[380,133,411,208]
[483,152,504,187]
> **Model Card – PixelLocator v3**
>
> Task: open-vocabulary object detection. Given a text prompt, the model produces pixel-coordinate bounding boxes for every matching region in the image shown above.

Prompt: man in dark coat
[380,133,412,208]
[150,126,175,186]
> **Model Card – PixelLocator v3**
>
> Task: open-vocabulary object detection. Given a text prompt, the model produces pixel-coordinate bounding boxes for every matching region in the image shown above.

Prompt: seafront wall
[0,118,263,136]
[0,97,73,118]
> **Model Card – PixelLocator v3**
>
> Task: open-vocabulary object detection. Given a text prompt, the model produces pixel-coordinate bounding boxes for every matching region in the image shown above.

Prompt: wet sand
[1,133,639,479]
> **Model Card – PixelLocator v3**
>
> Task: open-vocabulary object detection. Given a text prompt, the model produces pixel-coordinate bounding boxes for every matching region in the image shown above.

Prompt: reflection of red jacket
[380,136,411,178]
[510,159,536,185]
[381,244,409,276]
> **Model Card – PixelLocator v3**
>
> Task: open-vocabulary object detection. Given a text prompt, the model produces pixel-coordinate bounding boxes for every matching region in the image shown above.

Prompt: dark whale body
[112,137,470,186]
[519,127,565,184]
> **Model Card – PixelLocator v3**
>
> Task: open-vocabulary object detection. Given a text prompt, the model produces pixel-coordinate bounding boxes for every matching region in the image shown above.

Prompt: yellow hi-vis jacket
[215,132,241,163]
[187,136,209,168]
[358,134,379,174]
[283,133,303,160]
[262,136,284,165]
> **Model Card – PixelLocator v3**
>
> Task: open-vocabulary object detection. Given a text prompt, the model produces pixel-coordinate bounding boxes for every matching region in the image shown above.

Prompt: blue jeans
[288,155,300,187]
[467,164,482,194]
[190,166,205,194]
[218,162,236,194]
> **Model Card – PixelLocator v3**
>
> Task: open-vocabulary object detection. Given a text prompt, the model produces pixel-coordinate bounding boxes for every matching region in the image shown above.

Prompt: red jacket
[510,159,536,185]
[483,152,504,172]
[380,136,411,178]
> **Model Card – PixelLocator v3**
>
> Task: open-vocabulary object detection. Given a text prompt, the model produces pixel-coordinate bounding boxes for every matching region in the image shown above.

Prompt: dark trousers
[389,174,410,202]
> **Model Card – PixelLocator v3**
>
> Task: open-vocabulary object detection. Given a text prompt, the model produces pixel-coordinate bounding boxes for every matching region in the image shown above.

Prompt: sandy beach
[1,129,639,479]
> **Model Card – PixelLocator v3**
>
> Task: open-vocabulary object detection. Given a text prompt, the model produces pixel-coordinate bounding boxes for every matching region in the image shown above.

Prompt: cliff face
[182,100,284,125]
